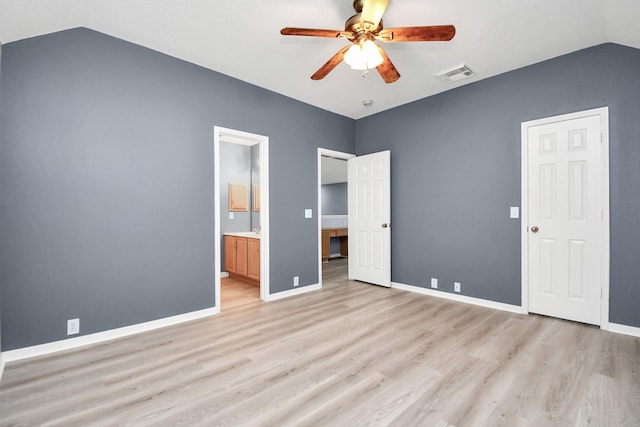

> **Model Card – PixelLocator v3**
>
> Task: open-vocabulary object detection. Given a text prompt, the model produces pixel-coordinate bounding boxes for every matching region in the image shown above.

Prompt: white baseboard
[608,322,640,338]
[391,282,526,315]
[220,271,229,278]
[0,353,5,382]
[391,282,640,337]
[2,307,219,363]
[267,283,321,301]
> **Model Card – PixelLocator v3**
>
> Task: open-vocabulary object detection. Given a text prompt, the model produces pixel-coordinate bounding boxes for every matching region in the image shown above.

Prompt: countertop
[223,231,261,239]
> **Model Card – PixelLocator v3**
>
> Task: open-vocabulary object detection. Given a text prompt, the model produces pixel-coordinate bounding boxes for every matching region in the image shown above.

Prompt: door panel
[348,151,391,287]
[527,114,602,325]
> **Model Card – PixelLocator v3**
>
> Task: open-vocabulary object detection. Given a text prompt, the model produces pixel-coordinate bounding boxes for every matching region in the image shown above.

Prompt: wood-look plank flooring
[1,258,639,426]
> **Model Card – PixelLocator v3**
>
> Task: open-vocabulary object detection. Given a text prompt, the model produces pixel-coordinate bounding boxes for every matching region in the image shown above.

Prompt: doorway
[521,107,609,327]
[318,149,354,287]
[214,126,269,310]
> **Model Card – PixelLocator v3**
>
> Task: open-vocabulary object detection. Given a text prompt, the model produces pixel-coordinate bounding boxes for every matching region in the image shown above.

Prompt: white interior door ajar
[525,109,608,326]
[348,150,391,287]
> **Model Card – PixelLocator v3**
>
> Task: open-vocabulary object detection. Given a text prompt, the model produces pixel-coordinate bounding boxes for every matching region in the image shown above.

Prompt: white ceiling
[1,0,639,119]
[321,156,348,184]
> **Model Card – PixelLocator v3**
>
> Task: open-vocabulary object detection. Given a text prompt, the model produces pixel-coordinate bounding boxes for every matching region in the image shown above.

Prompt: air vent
[435,64,474,83]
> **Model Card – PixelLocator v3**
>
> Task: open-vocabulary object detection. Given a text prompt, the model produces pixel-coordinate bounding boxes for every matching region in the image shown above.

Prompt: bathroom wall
[251,144,260,230]
[321,183,348,255]
[219,141,252,269]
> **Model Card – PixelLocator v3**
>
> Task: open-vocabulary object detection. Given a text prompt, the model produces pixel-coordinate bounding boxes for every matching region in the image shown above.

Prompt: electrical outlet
[228,212,234,220]
[293,276,299,287]
[305,209,313,219]
[454,282,461,293]
[67,318,80,335]
[430,278,438,289]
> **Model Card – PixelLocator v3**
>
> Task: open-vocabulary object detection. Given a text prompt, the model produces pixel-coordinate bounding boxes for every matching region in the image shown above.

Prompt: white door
[348,150,391,287]
[524,109,607,325]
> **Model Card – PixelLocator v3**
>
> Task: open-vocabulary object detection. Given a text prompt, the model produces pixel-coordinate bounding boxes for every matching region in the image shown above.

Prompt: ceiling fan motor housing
[345,13,383,37]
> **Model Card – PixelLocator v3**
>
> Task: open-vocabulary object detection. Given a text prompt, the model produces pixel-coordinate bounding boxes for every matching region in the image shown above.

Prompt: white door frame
[520,106,610,329]
[214,126,270,308]
[317,148,355,288]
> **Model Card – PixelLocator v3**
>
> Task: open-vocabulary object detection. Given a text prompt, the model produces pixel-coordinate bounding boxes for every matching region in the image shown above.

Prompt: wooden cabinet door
[224,236,237,273]
[236,237,248,276]
[322,230,331,261]
[247,238,260,281]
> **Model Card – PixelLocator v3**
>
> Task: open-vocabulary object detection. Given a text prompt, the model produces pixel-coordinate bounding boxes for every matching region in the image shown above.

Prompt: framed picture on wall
[253,184,260,211]
[229,183,248,211]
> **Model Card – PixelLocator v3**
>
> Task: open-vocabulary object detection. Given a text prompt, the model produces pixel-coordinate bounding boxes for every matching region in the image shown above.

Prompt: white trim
[214,129,222,310]
[260,139,270,302]
[266,284,322,301]
[391,281,640,337]
[0,353,5,382]
[391,282,526,314]
[318,148,355,290]
[2,308,218,363]
[214,126,270,308]
[521,106,610,328]
[608,323,640,338]
[322,215,348,219]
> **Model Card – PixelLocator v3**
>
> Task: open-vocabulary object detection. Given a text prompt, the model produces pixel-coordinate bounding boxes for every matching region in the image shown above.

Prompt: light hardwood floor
[1,258,639,426]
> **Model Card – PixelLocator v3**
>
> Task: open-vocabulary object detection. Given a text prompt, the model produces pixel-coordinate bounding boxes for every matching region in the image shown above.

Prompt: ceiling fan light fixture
[344,40,383,70]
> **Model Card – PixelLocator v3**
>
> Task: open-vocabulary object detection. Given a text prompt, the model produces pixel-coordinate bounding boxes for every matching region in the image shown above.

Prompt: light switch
[305,209,313,219]
[229,212,234,220]
[510,207,519,219]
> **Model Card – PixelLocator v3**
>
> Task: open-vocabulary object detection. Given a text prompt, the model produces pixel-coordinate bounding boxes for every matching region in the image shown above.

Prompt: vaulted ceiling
[1,0,639,119]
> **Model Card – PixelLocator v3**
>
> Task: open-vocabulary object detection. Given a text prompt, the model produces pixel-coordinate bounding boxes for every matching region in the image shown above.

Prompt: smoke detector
[435,64,474,83]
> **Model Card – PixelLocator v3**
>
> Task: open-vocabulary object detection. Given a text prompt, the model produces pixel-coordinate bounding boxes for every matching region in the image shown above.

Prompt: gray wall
[321,183,348,215]
[356,43,640,327]
[321,183,348,254]
[0,28,355,350]
[2,28,638,352]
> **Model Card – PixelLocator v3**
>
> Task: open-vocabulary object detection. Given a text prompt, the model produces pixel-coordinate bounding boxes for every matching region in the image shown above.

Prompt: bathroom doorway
[214,126,269,311]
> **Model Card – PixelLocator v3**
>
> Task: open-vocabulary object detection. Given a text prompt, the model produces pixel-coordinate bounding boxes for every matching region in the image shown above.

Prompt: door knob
[531,226,539,233]
[382,223,389,228]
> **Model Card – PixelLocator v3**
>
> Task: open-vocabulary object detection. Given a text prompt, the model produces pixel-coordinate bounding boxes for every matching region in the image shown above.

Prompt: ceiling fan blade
[375,45,400,83]
[361,0,389,31]
[311,45,351,80]
[280,27,346,38]
[378,25,456,42]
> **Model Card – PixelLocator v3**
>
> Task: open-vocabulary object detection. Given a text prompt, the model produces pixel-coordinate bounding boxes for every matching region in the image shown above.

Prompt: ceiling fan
[280,0,456,83]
